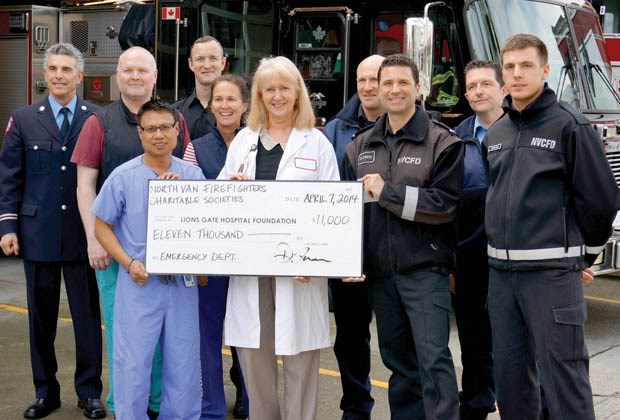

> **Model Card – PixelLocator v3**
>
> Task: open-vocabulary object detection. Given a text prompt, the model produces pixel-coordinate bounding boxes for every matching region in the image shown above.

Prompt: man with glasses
[71,46,190,419]
[92,100,204,419]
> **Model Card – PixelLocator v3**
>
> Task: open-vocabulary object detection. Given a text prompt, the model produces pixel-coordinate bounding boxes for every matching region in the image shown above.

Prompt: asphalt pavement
[2,255,620,419]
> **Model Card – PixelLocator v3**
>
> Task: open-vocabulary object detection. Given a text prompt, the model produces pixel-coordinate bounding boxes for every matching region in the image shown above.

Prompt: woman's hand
[197,275,209,286]
[229,172,252,181]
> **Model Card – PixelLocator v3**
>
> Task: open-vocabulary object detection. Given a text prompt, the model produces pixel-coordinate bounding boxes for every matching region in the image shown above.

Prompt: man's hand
[87,239,112,271]
[0,233,19,256]
[358,174,385,200]
[128,259,149,286]
[342,274,366,283]
[582,267,594,285]
[159,172,180,180]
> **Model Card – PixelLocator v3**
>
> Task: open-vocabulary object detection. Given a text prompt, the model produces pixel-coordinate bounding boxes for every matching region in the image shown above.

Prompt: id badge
[183,275,196,287]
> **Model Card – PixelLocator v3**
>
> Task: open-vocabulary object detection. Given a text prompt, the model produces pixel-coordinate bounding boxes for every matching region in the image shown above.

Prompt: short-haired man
[452,60,504,420]
[0,43,106,419]
[176,36,249,419]
[343,54,463,420]
[322,54,384,420]
[483,34,619,420]
[174,36,227,139]
[71,46,191,418]
[92,100,204,419]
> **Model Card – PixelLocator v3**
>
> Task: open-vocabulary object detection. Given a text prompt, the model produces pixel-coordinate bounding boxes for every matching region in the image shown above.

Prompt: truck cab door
[287,8,355,126]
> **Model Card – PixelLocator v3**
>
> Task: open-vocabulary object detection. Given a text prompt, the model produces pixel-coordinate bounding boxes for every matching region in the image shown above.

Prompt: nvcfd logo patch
[397,156,422,165]
[530,137,557,149]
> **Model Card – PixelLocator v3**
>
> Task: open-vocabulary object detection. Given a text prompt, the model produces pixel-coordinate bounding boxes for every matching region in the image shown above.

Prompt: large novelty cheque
[146,180,363,277]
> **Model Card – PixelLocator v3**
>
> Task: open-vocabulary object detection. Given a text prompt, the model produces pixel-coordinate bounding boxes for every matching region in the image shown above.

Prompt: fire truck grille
[605,150,620,187]
[70,21,89,53]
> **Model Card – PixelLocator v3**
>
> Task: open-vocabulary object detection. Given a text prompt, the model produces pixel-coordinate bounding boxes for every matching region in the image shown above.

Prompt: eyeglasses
[138,123,176,134]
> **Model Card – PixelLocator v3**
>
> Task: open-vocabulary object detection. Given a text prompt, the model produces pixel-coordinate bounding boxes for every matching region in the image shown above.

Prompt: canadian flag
[162,7,180,20]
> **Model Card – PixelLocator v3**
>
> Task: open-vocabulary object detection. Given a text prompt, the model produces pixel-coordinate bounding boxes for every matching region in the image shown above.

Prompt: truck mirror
[404,16,433,105]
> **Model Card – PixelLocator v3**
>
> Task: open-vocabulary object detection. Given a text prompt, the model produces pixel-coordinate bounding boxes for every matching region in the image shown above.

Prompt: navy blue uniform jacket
[0,96,98,262]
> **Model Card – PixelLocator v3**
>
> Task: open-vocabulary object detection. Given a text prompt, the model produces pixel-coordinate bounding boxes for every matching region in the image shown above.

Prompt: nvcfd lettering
[397,156,422,165]
[530,137,556,149]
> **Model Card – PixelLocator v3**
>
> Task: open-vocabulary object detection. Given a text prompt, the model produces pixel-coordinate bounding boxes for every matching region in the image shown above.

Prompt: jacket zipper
[563,207,569,252]
[386,141,394,272]
[504,118,523,268]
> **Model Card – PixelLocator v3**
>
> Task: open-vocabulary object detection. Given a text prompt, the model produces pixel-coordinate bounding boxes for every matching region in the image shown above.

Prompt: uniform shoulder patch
[4,116,14,136]
[430,119,457,135]
[558,101,590,125]
[351,123,374,140]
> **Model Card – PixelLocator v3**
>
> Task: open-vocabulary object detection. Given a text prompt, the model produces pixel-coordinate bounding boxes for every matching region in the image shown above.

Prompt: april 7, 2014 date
[303,193,359,206]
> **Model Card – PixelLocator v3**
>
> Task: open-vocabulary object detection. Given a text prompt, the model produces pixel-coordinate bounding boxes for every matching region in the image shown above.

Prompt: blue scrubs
[93,155,204,419]
[96,260,163,414]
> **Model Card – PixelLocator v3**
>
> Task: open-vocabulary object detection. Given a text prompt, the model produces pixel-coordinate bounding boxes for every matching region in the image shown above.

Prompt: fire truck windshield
[466,0,620,112]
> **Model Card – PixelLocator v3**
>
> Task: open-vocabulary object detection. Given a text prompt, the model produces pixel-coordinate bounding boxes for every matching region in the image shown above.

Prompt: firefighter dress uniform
[0,96,104,405]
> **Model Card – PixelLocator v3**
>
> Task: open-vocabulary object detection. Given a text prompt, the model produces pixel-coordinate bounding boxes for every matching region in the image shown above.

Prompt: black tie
[59,107,70,139]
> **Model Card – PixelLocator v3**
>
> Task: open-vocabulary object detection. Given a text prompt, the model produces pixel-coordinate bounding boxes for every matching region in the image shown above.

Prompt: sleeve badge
[4,116,14,136]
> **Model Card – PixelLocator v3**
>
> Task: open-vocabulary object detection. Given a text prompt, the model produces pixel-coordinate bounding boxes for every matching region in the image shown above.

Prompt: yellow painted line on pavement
[2,303,389,388]
[0,303,28,314]
[0,303,73,324]
[585,295,620,305]
[6,295,620,391]
[222,344,389,388]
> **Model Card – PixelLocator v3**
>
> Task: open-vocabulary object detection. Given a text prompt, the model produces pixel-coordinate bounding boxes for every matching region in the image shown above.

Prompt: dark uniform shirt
[173,90,216,139]
[383,116,408,150]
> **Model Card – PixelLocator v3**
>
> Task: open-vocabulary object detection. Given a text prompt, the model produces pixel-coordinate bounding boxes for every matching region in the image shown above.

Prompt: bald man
[323,54,385,420]
[71,46,191,419]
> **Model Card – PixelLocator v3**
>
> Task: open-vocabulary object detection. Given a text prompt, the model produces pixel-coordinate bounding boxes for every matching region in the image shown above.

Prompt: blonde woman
[218,56,339,420]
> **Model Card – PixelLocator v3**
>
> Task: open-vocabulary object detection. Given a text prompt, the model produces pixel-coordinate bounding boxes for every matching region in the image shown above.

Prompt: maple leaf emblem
[313,25,326,42]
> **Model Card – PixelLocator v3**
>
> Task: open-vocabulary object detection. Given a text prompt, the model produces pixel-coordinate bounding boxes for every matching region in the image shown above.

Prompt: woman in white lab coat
[218,56,339,420]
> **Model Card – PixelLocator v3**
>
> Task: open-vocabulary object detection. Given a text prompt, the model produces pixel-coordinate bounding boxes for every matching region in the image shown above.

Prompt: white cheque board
[146,180,363,277]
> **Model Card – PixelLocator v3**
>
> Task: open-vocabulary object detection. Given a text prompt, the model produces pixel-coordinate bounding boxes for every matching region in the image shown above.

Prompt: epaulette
[558,101,590,125]
[351,123,374,140]
[430,119,458,135]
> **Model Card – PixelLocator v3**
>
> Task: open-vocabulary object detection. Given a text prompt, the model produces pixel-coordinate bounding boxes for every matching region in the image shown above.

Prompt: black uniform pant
[24,260,103,401]
[369,271,459,420]
[453,234,495,418]
[488,268,594,420]
[329,279,374,419]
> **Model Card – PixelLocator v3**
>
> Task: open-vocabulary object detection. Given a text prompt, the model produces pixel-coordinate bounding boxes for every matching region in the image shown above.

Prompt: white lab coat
[218,126,340,355]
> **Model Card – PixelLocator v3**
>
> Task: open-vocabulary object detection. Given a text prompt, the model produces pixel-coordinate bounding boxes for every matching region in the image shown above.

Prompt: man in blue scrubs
[92,100,204,419]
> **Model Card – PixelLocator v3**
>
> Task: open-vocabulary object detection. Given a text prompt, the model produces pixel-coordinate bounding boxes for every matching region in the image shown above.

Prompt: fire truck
[2,0,620,272]
[605,32,620,94]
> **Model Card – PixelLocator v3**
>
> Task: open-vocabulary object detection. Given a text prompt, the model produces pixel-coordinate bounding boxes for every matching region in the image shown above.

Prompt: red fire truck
[156,0,620,274]
[605,33,620,94]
